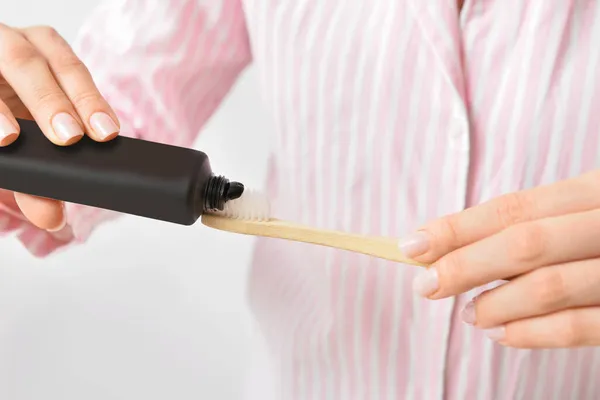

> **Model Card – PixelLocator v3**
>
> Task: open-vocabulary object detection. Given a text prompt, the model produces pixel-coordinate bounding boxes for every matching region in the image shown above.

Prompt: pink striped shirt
[3,0,600,398]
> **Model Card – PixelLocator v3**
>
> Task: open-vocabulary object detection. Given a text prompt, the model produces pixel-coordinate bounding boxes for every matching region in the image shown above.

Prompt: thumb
[13,192,66,231]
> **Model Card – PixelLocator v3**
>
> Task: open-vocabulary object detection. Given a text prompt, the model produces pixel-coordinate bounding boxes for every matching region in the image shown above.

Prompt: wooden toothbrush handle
[201,215,427,267]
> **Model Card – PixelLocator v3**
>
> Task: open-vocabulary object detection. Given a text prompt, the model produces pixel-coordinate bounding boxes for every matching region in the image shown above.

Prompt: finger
[0,188,19,210]
[0,189,61,229]
[484,307,600,349]
[399,171,600,263]
[0,23,84,145]
[21,26,120,142]
[0,97,19,146]
[464,259,600,328]
[13,192,65,231]
[414,208,600,299]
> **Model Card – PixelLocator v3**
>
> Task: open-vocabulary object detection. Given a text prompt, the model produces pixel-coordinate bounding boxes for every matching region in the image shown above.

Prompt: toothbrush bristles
[210,189,271,221]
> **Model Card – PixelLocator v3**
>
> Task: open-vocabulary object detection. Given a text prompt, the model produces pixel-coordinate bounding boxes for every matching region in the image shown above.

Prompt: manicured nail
[51,113,84,143]
[90,112,119,140]
[46,214,67,233]
[0,114,19,145]
[461,301,476,324]
[398,231,430,258]
[413,268,439,297]
[484,326,506,342]
[46,202,67,233]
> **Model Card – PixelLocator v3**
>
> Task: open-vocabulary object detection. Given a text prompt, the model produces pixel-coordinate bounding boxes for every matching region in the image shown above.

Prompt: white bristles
[211,188,272,221]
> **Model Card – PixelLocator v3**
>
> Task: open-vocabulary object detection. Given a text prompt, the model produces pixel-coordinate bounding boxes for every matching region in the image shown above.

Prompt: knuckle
[28,26,66,45]
[52,53,88,76]
[39,26,61,40]
[0,42,40,68]
[556,313,586,347]
[33,88,67,110]
[433,215,461,248]
[529,269,569,311]
[506,223,547,263]
[69,90,103,110]
[494,192,536,229]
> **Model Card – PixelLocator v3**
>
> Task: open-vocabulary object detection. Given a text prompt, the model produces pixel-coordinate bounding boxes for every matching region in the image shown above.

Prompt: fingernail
[0,114,18,145]
[484,326,506,342]
[46,202,67,233]
[46,214,67,233]
[413,268,439,297]
[461,301,476,324]
[51,113,84,143]
[398,231,430,258]
[90,112,119,140]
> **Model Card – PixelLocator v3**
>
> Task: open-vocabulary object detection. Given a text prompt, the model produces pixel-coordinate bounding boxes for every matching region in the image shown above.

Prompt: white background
[0,1,271,399]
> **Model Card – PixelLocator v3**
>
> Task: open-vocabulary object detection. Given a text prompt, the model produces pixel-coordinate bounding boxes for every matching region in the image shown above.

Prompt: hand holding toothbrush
[400,171,600,349]
[0,24,119,232]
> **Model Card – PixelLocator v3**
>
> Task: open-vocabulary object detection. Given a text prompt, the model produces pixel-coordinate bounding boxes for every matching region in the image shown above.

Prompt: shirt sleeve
[5,0,252,257]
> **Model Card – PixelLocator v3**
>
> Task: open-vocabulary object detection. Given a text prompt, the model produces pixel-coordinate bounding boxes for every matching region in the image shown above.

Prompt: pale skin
[402,170,600,348]
[0,24,120,231]
[1,21,598,349]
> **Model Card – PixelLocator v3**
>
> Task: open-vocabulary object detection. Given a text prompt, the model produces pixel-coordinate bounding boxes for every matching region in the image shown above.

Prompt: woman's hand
[399,170,600,349]
[0,24,119,231]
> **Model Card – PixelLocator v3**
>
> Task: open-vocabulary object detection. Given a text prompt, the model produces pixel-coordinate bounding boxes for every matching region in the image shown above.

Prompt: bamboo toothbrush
[201,190,427,267]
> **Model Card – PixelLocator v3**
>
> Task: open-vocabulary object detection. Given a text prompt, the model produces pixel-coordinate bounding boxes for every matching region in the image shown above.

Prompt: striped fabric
[4,0,600,398]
